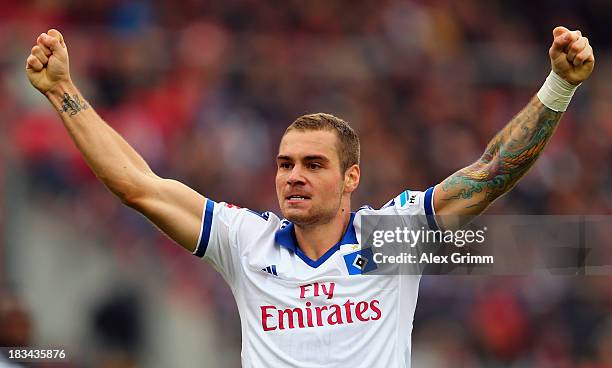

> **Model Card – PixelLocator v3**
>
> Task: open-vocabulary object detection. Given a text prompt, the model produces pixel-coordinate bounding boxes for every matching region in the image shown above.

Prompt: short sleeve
[381,186,439,230]
[375,187,440,276]
[192,199,244,285]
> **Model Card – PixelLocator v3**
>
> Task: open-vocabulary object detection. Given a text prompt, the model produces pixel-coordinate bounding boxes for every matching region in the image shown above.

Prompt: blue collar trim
[274,213,357,268]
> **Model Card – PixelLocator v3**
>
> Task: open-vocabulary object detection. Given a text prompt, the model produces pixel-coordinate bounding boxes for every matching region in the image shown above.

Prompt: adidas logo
[262,265,278,276]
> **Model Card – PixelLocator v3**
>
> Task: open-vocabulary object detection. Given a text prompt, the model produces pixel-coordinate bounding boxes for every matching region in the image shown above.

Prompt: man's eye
[279,162,292,169]
[309,163,322,170]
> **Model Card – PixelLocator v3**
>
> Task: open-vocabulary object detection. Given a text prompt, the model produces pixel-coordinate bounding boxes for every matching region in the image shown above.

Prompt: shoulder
[217,202,280,226]
[379,187,436,215]
[205,200,283,240]
[353,187,439,230]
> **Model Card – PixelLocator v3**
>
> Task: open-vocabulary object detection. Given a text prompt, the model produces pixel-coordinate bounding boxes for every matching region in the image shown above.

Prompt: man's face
[276,130,346,226]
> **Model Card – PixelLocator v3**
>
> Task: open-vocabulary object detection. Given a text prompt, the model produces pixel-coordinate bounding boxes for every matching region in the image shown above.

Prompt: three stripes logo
[262,265,278,276]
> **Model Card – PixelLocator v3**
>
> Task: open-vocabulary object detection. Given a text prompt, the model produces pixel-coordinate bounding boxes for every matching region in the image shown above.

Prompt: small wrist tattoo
[59,93,89,116]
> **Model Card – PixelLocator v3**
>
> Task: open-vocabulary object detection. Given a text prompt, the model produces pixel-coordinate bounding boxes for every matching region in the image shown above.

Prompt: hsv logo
[353,254,368,269]
[344,248,377,275]
[260,282,381,331]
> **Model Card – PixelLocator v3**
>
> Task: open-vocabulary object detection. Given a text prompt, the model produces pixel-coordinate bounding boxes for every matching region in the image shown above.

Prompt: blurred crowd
[1,0,611,367]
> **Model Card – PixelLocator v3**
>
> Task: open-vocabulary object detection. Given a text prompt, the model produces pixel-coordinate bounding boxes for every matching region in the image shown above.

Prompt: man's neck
[294,208,352,260]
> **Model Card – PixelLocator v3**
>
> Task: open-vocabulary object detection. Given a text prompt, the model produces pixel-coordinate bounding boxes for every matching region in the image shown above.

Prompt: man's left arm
[433,26,595,227]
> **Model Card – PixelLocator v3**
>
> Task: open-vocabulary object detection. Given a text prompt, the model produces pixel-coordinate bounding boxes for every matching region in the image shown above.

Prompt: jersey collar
[275,213,357,268]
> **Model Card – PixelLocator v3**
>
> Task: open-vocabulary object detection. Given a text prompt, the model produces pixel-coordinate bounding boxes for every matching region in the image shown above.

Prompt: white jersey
[193,187,438,368]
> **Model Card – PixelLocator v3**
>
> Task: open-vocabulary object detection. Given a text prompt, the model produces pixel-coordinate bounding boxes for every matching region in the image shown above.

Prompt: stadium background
[1,0,611,367]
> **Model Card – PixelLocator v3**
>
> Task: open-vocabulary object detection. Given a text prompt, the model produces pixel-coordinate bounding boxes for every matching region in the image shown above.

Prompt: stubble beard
[284,195,343,228]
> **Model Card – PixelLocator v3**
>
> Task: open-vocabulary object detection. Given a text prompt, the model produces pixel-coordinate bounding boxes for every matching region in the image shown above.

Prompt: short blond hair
[284,113,360,173]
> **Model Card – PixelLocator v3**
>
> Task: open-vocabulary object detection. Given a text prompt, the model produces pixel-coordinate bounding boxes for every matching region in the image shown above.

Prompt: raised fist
[549,26,595,85]
[26,29,71,95]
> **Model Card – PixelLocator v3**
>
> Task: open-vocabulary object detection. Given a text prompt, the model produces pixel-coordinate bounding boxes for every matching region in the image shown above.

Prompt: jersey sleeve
[379,187,440,276]
[192,199,245,286]
[381,186,439,230]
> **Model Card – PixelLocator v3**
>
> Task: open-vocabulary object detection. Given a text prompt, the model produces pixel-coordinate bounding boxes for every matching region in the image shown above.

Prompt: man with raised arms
[25,26,593,367]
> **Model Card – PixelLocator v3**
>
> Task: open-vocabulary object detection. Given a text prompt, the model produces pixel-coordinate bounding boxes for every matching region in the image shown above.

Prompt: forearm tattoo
[440,96,563,207]
[59,93,89,116]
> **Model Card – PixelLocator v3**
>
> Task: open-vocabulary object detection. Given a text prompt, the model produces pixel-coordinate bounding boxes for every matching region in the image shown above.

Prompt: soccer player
[26,27,594,367]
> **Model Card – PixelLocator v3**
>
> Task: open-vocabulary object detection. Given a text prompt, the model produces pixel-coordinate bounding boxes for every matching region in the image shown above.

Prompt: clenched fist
[26,29,71,95]
[550,26,595,85]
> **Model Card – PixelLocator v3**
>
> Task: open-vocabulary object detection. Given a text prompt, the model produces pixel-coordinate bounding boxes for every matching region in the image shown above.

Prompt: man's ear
[344,164,360,193]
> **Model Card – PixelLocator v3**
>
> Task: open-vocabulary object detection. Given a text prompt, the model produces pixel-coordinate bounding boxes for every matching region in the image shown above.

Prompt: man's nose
[287,165,306,185]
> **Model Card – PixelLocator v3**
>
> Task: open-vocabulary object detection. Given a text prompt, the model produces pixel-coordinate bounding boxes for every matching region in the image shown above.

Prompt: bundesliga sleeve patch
[398,190,419,207]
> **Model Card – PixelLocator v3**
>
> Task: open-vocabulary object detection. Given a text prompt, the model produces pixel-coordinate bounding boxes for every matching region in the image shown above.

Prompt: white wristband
[536,71,579,112]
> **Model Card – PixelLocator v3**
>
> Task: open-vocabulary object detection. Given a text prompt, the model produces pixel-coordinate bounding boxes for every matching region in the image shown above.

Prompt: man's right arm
[26,29,205,252]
